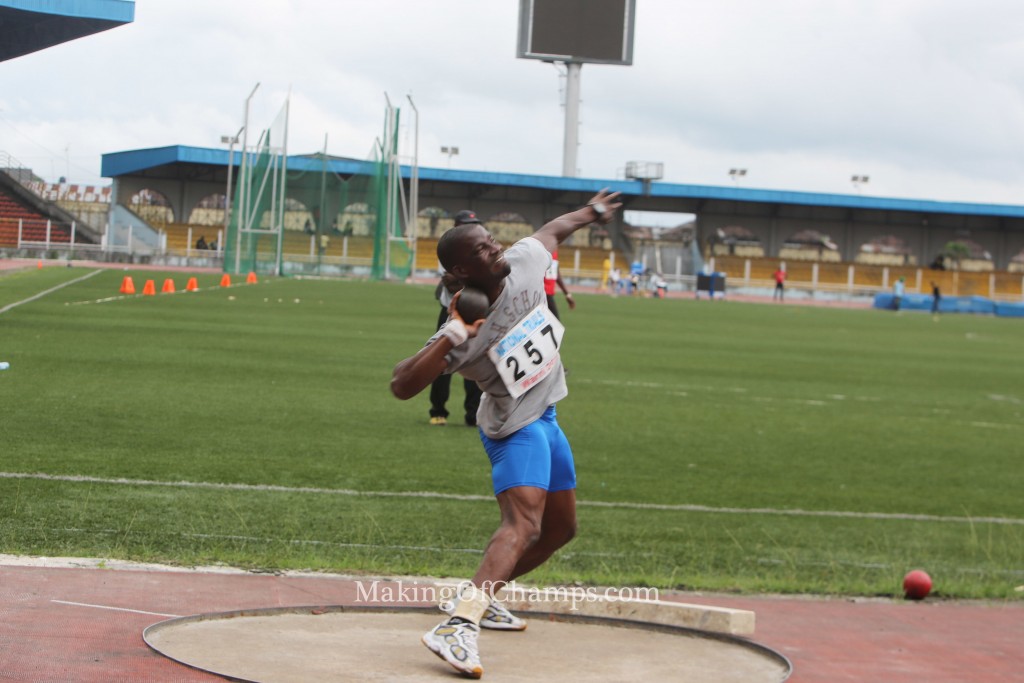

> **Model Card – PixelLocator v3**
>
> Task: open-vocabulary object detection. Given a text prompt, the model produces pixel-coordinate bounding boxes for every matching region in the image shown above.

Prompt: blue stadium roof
[101,145,375,179]
[101,144,1024,221]
[0,0,134,62]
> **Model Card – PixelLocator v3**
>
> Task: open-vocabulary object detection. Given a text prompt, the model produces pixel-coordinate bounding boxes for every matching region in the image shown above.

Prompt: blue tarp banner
[873,293,1017,317]
[994,302,1024,318]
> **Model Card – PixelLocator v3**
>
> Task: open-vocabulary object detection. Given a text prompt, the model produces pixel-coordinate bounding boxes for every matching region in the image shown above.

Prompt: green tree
[944,240,970,269]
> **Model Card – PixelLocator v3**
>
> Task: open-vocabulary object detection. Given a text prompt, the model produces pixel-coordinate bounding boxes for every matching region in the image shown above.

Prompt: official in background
[428,210,485,426]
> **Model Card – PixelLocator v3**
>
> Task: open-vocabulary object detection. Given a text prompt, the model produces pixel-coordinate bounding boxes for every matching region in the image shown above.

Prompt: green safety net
[224,104,412,279]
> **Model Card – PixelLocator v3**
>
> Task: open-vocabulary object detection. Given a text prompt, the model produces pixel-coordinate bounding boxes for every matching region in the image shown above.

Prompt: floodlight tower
[517,0,636,177]
[441,146,459,167]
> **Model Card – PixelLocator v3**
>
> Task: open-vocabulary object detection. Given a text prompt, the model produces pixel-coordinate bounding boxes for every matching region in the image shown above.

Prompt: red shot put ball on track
[903,569,932,600]
[456,287,490,323]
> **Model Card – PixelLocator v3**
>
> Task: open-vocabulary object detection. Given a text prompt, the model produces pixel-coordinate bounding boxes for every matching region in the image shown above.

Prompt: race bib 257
[487,304,565,399]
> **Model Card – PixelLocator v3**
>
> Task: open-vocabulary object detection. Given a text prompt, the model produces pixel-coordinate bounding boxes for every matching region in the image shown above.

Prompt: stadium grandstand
[5,136,1024,300]
[0,0,133,62]
[0,156,102,253]
[1,0,1022,301]
[0,1,133,255]
[87,143,1024,300]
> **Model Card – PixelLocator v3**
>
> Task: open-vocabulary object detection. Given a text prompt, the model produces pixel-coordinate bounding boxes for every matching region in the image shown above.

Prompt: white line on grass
[578,499,1024,525]
[970,421,1018,430]
[0,471,493,502]
[65,279,276,306]
[67,294,130,305]
[755,557,1024,577]
[0,270,102,315]
[51,599,181,618]
[34,527,632,559]
[184,532,485,555]
[182,532,630,559]
[576,378,883,404]
[68,278,281,306]
[66,284,234,306]
[33,527,485,555]
[5,471,1023,526]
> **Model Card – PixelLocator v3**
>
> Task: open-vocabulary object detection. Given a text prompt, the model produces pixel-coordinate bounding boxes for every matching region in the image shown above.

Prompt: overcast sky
[3,0,1024,214]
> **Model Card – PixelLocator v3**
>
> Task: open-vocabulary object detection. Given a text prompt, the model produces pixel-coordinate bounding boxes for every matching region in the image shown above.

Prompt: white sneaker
[422,619,483,678]
[440,598,528,631]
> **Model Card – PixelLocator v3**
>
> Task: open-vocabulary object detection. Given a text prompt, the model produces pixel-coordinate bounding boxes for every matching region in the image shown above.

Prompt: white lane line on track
[3,470,1022,526]
[0,270,102,315]
[51,599,181,618]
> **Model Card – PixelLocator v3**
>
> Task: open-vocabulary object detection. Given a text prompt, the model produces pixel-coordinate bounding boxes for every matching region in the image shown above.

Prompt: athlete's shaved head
[437,223,480,272]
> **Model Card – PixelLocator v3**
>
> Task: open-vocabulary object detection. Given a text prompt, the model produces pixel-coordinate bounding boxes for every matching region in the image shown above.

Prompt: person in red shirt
[773,266,786,302]
[543,250,575,319]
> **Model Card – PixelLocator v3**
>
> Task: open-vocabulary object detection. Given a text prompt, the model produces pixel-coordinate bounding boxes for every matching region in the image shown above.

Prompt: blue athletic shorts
[479,405,577,495]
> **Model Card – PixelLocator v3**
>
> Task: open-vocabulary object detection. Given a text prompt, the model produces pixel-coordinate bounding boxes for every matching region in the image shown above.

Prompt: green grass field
[1,266,1022,599]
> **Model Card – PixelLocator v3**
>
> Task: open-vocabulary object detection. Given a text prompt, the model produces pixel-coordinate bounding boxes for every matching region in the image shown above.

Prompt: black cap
[454,210,482,225]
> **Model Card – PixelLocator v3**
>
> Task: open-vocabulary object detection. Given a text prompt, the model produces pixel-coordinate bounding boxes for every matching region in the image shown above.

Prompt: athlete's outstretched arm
[533,189,622,253]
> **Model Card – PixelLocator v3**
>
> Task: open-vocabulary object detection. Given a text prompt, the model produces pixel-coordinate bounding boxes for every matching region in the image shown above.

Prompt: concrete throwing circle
[144,606,791,682]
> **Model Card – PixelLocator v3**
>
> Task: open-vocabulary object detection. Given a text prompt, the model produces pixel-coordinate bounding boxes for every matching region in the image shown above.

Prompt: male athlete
[390,189,622,678]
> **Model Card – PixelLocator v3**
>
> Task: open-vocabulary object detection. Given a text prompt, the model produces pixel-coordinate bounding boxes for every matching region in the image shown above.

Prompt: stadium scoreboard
[517,0,636,65]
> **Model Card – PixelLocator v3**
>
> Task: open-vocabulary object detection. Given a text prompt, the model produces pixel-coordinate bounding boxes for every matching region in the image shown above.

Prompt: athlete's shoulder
[508,236,550,264]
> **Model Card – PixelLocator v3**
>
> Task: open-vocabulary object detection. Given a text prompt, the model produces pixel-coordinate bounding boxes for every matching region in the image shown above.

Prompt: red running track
[1,559,1021,682]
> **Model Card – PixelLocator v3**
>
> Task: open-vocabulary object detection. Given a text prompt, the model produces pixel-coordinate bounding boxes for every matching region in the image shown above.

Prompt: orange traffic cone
[37,260,43,269]
[161,279,175,293]
[220,274,232,288]
[246,271,258,284]
[120,276,135,295]
[185,277,198,292]
[142,280,156,296]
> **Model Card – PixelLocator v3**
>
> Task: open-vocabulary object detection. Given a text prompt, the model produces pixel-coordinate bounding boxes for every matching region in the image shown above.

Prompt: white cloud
[1,0,1023,205]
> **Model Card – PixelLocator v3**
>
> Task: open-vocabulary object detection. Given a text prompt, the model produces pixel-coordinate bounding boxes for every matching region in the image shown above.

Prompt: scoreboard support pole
[562,62,581,178]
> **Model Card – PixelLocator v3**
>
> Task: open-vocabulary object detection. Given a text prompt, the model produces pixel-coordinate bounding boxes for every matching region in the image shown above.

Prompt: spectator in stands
[195,235,208,250]
[892,277,906,311]
[544,250,575,320]
[428,210,484,426]
[650,272,668,298]
[773,265,786,301]
[609,267,622,296]
[208,238,218,251]
[629,260,644,295]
